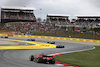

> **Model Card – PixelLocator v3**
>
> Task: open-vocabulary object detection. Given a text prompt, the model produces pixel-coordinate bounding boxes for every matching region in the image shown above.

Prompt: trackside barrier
[0,34,100,43]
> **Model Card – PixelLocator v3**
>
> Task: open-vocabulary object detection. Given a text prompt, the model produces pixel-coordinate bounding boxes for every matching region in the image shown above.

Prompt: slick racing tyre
[30,55,34,61]
[49,57,55,64]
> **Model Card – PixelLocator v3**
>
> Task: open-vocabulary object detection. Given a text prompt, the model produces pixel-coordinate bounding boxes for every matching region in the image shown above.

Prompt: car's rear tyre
[63,46,64,48]
[43,59,47,63]
[30,55,34,61]
[49,58,55,64]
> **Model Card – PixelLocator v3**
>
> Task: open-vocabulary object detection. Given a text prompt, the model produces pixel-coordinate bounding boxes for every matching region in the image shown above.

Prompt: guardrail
[0,34,100,43]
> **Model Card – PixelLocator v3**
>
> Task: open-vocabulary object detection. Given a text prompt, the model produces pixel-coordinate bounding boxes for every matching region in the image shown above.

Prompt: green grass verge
[55,46,100,67]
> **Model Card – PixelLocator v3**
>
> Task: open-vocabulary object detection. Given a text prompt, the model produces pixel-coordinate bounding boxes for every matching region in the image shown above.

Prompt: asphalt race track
[0,37,95,67]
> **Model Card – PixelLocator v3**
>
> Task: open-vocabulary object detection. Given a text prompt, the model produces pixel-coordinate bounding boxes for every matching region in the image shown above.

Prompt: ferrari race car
[56,45,65,48]
[47,41,55,44]
[27,39,35,41]
[30,54,55,64]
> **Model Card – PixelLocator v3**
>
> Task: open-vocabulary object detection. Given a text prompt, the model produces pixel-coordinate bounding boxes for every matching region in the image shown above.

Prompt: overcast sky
[0,0,100,20]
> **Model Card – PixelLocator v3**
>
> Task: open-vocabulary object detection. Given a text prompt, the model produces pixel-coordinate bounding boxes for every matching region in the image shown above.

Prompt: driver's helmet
[41,53,44,56]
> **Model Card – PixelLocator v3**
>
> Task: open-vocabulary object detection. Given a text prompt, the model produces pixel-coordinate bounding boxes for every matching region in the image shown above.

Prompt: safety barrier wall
[0,34,100,43]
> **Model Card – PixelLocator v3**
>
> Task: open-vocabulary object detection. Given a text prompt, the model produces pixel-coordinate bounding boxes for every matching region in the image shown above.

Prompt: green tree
[71,26,75,31]
[53,24,56,27]
[61,26,66,29]
[55,26,59,28]
[93,28,100,32]
[83,27,86,30]
[90,27,93,30]
[43,19,46,22]
[72,19,76,22]
[37,18,42,22]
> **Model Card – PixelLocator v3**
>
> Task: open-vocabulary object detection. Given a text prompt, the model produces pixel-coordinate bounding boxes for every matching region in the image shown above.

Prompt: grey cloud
[3,0,33,6]
[91,0,100,7]
[84,0,100,7]
[0,0,100,20]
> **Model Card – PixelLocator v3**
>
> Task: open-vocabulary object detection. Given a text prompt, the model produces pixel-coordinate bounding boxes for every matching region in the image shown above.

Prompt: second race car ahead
[56,45,65,48]
[47,41,55,44]
[27,39,35,41]
[30,54,55,64]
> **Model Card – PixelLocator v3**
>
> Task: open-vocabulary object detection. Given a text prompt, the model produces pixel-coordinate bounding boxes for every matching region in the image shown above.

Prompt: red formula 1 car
[30,54,55,64]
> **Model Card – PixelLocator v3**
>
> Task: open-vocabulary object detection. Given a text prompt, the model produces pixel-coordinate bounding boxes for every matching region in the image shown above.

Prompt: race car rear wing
[44,55,53,57]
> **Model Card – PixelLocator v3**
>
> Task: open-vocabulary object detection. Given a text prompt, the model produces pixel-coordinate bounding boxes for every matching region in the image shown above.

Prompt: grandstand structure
[1,6,36,23]
[75,15,100,28]
[46,14,70,25]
